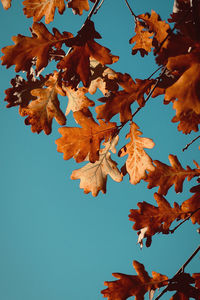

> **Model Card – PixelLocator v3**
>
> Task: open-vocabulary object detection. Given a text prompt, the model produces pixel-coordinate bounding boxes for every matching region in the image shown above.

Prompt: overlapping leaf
[146,155,200,195]
[1,22,72,72]
[118,122,155,184]
[57,20,119,87]
[22,0,66,24]
[129,193,189,247]
[101,260,168,300]
[19,72,66,134]
[96,73,155,122]
[55,109,117,163]
[71,136,123,196]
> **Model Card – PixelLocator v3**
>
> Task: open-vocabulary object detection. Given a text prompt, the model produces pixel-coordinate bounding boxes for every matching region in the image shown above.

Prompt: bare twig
[86,0,102,21]
[94,0,105,14]
[155,245,200,300]
[182,135,200,151]
[124,0,137,19]
[170,208,200,234]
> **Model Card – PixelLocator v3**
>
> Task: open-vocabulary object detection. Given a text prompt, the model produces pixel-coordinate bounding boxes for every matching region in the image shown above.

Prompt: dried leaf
[23,0,66,24]
[1,22,72,72]
[146,155,200,195]
[118,122,155,184]
[67,0,95,15]
[101,260,168,300]
[55,109,117,163]
[1,0,11,9]
[71,136,123,196]
[181,189,200,224]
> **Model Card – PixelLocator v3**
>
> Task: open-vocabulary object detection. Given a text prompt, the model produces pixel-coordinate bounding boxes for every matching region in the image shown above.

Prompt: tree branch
[182,135,200,151]
[124,0,137,19]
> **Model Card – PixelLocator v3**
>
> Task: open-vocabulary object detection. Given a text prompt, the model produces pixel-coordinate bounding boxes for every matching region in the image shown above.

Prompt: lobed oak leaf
[23,0,65,24]
[67,0,95,15]
[101,260,168,300]
[118,122,155,185]
[129,193,188,247]
[63,85,94,115]
[145,155,200,195]
[4,72,46,108]
[1,22,72,72]
[55,109,117,163]
[71,135,123,196]
[165,52,200,127]
[172,110,200,134]
[57,20,119,87]
[129,19,154,57]
[1,0,11,9]
[19,72,66,134]
[96,73,155,122]
[181,189,200,225]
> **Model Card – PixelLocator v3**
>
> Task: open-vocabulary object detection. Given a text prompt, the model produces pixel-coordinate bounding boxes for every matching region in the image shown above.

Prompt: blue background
[0,1,199,299]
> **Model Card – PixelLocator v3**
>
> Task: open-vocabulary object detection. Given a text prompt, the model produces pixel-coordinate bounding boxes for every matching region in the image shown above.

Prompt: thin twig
[86,0,102,21]
[182,135,200,151]
[155,245,200,300]
[124,0,137,19]
[94,0,105,14]
[170,208,200,233]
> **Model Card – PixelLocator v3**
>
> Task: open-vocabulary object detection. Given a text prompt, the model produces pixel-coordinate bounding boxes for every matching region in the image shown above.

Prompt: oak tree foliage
[1,0,200,299]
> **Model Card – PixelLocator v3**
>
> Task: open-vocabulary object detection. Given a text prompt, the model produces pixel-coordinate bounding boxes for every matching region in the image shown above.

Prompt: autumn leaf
[1,0,11,9]
[165,51,200,131]
[101,260,168,300]
[19,72,66,134]
[96,73,155,122]
[129,18,154,56]
[1,22,72,72]
[63,85,94,115]
[23,0,66,24]
[181,185,200,225]
[67,0,95,15]
[55,109,117,163]
[129,193,189,247]
[71,135,123,197]
[57,20,119,87]
[146,155,200,195]
[118,122,155,184]
[4,72,46,108]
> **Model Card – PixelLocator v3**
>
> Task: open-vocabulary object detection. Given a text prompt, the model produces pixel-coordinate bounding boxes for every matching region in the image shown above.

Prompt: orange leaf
[118,122,155,184]
[23,0,66,24]
[129,193,188,247]
[1,22,72,72]
[101,260,168,300]
[71,136,123,196]
[55,109,117,163]
[145,155,200,195]
[96,73,155,122]
[181,190,200,225]
[129,19,154,56]
[19,72,66,134]
[67,0,95,15]
[1,0,11,9]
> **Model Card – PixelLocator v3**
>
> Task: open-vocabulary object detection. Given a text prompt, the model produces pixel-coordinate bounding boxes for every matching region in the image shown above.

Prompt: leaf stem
[124,0,137,19]
[155,245,200,300]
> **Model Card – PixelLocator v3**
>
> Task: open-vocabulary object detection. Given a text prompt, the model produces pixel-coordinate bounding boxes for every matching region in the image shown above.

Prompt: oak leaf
[129,193,188,247]
[96,73,155,122]
[1,22,72,72]
[181,187,200,225]
[55,109,117,163]
[57,20,119,87]
[101,260,168,300]
[1,0,11,9]
[118,122,155,184]
[146,155,200,195]
[23,0,65,24]
[67,0,95,15]
[71,136,123,196]
[19,72,66,134]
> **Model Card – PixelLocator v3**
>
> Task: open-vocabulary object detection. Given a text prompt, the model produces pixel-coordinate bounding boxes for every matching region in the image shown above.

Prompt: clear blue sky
[0,1,199,300]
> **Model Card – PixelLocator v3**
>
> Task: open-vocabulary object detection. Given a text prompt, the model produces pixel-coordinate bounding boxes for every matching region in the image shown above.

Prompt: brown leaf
[96,73,155,122]
[129,193,188,245]
[172,110,200,134]
[145,155,200,195]
[181,189,200,225]
[55,109,117,163]
[129,19,153,56]
[67,0,95,15]
[71,136,123,196]
[23,0,65,24]
[19,72,66,134]
[118,122,155,184]
[101,260,168,300]
[1,22,72,72]
[1,0,11,9]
